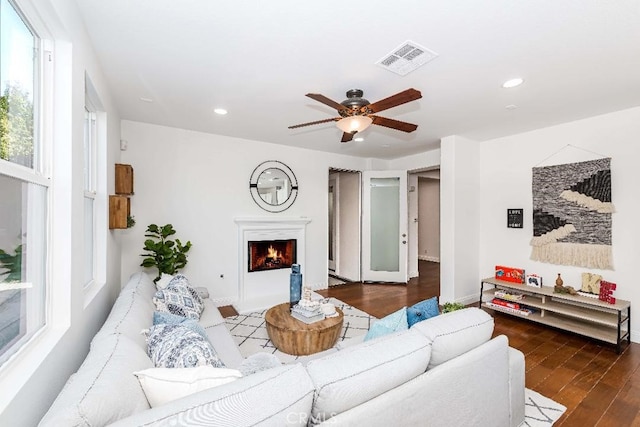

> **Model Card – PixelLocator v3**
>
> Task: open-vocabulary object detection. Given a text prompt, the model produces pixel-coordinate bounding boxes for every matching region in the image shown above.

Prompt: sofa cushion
[94,274,157,349]
[364,306,408,341]
[406,296,439,327]
[305,329,431,425]
[204,323,245,369]
[199,298,225,328]
[147,324,224,368]
[153,274,204,320]
[410,307,494,369]
[39,334,152,427]
[108,363,315,427]
[134,366,242,407]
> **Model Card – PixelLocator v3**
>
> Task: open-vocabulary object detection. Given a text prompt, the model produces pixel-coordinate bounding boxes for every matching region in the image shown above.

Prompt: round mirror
[249,161,298,212]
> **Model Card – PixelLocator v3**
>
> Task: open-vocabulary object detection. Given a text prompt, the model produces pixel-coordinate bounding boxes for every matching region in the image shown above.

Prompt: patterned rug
[224,296,374,363]
[224,300,566,425]
[523,389,566,426]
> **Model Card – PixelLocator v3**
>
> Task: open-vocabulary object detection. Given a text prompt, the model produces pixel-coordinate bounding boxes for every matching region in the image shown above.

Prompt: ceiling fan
[288,88,422,143]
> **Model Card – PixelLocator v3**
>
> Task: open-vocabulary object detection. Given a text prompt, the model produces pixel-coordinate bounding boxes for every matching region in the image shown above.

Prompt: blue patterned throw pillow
[406,297,440,327]
[364,307,408,341]
[146,324,224,369]
[153,311,208,339]
[153,274,204,320]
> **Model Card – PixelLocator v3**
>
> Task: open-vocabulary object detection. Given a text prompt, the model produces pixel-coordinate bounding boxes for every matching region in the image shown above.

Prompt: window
[0,0,48,366]
[83,74,106,303]
[83,105,96,287]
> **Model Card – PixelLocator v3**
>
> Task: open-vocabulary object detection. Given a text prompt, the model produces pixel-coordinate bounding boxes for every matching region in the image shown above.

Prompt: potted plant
[140,224,192,283]
[442,301,466,313]
[0,244,22,282]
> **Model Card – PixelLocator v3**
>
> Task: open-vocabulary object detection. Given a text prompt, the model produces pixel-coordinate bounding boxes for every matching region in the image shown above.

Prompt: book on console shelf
[493,290,525,302]
[485,301,535,317]
[491,298,520,310]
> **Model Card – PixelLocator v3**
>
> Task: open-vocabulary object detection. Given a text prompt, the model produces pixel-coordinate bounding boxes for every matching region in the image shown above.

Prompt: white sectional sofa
[40,272,526,426]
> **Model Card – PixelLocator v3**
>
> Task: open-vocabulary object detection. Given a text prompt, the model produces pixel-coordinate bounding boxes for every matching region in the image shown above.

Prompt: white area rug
[224,299,566,425]
[522,389,566,426]
[224,296,374,363]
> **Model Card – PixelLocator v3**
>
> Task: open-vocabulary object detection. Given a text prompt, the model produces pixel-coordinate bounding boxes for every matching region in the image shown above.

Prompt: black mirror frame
[249,160,299,212]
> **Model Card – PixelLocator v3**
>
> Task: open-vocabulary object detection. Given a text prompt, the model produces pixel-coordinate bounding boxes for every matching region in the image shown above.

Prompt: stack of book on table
[291,304,326,324]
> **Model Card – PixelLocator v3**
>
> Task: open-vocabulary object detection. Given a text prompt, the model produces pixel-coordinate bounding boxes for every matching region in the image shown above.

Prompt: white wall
[440,135,481,304]
[1,0,122,425]
[476,106,640,341]
[119,121,369,303]
[388,149,441,172]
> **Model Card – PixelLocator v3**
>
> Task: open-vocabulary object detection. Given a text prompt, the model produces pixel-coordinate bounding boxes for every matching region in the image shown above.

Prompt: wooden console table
[479,277,631,353]
[265,303,344,356]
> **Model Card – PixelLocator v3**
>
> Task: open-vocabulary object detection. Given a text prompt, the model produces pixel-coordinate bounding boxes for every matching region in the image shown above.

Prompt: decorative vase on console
[556,274,563,286]
[290,264,302,309]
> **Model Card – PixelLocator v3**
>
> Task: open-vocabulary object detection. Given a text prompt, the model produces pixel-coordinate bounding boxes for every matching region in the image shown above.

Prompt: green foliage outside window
[0,83,34,167]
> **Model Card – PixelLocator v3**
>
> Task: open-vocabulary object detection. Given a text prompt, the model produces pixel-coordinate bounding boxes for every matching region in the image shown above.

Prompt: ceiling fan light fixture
[336,115,373,134]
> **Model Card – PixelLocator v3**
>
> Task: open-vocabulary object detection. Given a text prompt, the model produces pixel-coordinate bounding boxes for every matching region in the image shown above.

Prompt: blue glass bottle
[290,264,302,309]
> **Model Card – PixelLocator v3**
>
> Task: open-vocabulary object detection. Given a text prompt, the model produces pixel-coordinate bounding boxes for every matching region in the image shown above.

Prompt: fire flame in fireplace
[267,245,282,261]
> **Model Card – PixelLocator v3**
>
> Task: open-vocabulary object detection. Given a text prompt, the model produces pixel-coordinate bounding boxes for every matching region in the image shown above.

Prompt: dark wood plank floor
[318,261,640,426]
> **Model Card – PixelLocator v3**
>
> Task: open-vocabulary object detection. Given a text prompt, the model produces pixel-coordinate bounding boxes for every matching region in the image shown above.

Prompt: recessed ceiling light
[505,104,518,110]
[382,144,390,148]
[354,137,364,142]
[214,108,228,115]
[502,78,524,88]
[139,97,153,103]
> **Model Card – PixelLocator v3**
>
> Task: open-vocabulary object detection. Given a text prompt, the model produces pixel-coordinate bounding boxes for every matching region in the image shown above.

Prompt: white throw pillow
[155,273,175,290]
[134,366,242,407]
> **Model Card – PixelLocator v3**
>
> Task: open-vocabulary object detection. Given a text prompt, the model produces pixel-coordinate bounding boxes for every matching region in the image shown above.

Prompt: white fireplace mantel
[234,216,311,313]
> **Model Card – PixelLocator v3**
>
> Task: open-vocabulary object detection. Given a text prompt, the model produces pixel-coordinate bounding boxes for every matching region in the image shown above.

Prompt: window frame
[82,74,106,305]
[0,0,72,414]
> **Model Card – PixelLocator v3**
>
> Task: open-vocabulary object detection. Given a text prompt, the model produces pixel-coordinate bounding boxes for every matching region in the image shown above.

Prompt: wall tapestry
[530,157,614,269]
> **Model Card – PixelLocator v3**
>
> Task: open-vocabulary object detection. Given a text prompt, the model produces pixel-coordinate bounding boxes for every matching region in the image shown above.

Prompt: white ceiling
[74,0,640,160]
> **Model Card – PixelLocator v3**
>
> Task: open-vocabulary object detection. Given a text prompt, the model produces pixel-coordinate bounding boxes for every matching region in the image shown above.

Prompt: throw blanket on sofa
[530,157,614,269]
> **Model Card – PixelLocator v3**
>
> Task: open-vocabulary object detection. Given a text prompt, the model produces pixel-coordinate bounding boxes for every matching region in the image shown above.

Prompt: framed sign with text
[507,209,523,228]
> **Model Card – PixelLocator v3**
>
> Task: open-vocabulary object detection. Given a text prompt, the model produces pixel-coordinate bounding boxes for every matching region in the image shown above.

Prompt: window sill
[0,322,68,413]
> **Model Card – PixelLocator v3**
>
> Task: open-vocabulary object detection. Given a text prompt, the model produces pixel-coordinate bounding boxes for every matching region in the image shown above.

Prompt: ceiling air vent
[376,40,439,76]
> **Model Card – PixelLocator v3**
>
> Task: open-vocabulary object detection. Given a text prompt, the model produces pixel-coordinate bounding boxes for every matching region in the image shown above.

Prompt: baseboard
[440,293,479,307]
[418,255,440,262]
[211,296,236,307]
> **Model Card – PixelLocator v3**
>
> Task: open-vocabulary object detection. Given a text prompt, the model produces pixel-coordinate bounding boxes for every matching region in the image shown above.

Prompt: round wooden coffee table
[265,303,344,356]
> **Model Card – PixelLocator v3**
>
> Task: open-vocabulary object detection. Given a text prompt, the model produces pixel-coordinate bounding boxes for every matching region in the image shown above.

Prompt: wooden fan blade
[371,115,418,133]
[341,132,354,143]
[288,117,340,129]
[365,88,422,114]
[306,93,350,112]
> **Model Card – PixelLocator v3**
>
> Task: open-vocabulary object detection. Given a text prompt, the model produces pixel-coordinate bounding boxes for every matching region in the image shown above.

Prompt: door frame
[361,170,408,283]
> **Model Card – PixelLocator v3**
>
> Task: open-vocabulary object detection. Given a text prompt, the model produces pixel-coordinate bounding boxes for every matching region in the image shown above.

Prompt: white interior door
[362,170,408,283]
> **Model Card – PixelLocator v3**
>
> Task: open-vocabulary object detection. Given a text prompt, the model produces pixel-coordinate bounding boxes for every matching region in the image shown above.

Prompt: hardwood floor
[318,261,640,426]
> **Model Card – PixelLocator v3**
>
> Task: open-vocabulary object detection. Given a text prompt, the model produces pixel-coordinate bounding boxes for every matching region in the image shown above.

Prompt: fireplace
[234,217,310,313]
[248,239,297,272]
